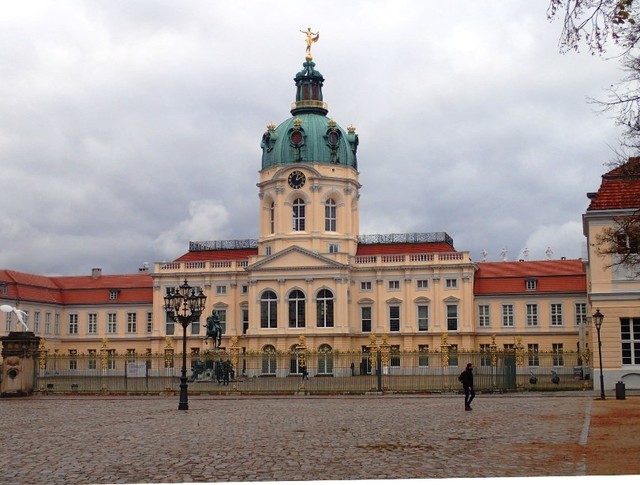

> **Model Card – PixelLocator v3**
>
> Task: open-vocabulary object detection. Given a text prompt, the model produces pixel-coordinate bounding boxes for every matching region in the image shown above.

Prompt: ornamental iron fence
[34,350,592,395]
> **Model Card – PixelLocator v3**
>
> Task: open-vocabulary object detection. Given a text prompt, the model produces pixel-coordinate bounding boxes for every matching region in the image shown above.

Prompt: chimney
[91,268,102,279]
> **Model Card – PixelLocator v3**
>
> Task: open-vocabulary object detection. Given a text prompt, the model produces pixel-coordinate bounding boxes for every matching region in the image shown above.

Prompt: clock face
[288,170,306,189]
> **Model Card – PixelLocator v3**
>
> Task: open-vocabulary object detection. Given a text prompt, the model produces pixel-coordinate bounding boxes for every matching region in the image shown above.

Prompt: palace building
[2,41,638,391]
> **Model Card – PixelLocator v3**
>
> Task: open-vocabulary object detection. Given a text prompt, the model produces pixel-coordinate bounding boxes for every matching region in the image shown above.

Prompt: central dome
[260,60,358,170]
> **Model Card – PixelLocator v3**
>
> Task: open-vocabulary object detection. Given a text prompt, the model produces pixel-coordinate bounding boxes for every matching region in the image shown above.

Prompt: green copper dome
[260,60,359,170]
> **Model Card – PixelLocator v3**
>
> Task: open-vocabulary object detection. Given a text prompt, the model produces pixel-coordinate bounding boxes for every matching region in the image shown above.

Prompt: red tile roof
[0,270,152,305]
[356,242,456,255]
[587,157,640,211]
[474,260,586,295]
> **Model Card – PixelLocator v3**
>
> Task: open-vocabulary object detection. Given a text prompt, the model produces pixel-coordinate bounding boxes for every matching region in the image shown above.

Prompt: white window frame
[502,304,514,327]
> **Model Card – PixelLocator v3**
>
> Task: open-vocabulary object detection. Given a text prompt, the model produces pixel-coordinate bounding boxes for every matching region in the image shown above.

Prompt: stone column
[1,332,41,397]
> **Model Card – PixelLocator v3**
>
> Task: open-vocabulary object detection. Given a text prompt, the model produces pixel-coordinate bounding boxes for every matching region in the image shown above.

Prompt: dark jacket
[459,369,474,388]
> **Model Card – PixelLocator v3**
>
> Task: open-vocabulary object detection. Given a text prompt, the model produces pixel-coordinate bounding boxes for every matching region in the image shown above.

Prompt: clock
[288,170,306,189]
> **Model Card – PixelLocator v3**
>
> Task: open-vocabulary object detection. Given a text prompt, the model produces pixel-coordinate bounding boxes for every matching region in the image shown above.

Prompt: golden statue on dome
[300,27,319,60]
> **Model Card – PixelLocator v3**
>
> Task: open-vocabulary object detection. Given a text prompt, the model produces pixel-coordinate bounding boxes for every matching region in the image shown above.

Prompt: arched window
[316,289,334,328]
[269,201,275,234]
[292,198,306,231]
[317,344,333,375]
[261,344,277,375]
[260,290,278,329]
[325,198,336,231]
[288,289,306,328]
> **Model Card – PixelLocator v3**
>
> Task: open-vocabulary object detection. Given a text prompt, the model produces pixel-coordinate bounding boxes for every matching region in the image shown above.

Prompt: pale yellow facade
[583,211,640,389]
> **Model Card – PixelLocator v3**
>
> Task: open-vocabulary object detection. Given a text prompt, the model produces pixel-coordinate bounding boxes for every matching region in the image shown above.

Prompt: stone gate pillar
[1,332,41,397]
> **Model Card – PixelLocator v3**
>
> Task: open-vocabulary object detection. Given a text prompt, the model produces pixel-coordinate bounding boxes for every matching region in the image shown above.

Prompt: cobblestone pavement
[0,393,616,483]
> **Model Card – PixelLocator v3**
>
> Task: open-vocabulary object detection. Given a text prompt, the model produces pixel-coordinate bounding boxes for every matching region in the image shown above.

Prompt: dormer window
[526,279,537,291]
[109,290,120,300]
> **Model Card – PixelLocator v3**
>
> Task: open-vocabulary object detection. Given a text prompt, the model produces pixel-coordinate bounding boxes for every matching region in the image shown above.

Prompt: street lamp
[164,279,207,410]
[593,308,605,400]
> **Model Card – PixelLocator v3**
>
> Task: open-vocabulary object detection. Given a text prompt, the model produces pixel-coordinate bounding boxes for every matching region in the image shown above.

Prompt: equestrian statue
[204,311,223,349]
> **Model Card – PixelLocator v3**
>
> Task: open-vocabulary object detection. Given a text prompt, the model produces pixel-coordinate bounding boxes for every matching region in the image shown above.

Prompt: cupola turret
[260,29,359,170]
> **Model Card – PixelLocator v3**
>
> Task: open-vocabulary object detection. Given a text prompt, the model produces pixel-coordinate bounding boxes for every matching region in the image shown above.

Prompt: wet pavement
[0,392,621,483]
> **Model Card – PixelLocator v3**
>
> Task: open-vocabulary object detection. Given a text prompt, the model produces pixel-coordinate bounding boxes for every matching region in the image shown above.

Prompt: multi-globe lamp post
[593,308,605,400]
[164,280,207,410]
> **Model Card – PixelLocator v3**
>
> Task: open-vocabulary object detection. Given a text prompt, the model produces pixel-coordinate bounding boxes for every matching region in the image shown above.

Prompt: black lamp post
[164,279,206,410]
[593,308,605,400]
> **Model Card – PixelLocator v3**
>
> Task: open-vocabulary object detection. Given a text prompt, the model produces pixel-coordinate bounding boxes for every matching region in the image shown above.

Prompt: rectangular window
[361,307,372,333]
[328,243,339,253]
[526,279,537,291]
[325,202,336,231]
[416,279,429,289]
[265,246,272,256]
[621,317,640,365]
[68,314,79,334]
[551,304,563,326]
[528,344,540,366]
[146,312,153,333]
[107,349,116,370]
[388,280,400,290]
[69,349,78,370]
[109,290,119,300]
[241,285,249,295]
[617,232,640,254]
[552,343,564,366]
[88,349,97,370]
[88,313,98,334]
[165,310,175,335]
[502,304,514,327]
[478,344,490,366]
[447,304,458,331]
[575,303,587,326]
[446,278,457,289]
[107,313,117,334]
[418,345,429,366]
[242,308,249,334]
[126,349,136,363]
[478,305,490,327]
[417,305,429,331]
[216,285,227,295]
[390,345,400,367]
[33,311,40,333]
[293,201,305,231]
[389,305,400,332]
[214,310,226,334]
[5,312,12,332]
[45,313,51,334]
[54,314,60,335]
[449,344,459,367]
[127,312,137,333]
[526,304,538,326]
[360,281,372,291]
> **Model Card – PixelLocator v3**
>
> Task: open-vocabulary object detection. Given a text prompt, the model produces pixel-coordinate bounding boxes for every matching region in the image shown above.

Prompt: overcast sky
[0,1,624,276]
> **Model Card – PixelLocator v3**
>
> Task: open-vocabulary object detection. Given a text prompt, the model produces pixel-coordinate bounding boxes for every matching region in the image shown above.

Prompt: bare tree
[549,1,640,152]
[550,2,640,275]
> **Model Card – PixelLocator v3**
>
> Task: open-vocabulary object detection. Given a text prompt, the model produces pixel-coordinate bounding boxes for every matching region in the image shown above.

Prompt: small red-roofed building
[474,259,588,367]
[583,157,640,391]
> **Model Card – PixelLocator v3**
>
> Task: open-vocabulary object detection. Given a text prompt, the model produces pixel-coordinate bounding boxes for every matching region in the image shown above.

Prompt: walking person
[459,363,476,411]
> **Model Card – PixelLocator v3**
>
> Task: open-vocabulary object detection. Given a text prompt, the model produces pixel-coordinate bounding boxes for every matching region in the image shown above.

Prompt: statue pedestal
[1,332,41,398]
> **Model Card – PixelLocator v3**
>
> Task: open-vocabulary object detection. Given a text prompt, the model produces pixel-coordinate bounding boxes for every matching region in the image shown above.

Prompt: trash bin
[616,381,626,400]
[573,366,583,380]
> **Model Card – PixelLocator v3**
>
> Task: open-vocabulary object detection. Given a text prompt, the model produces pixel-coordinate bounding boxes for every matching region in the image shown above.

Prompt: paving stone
[0,393,608,483]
